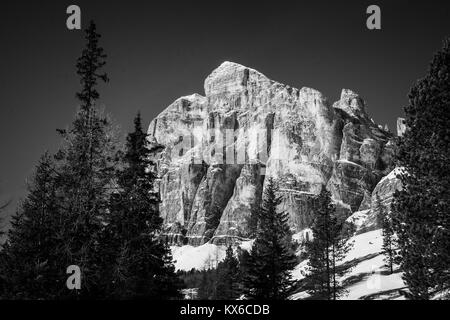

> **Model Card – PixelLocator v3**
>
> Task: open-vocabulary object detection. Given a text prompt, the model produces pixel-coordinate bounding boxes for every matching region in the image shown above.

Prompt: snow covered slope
[171,240,254,271]
[291,229,407,300]
[173,229,407,300]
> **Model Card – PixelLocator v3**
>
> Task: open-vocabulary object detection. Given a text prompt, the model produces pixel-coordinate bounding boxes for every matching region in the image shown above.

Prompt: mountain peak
[334,88,369,120]
[204,61,269,97]
[148,61,395,247]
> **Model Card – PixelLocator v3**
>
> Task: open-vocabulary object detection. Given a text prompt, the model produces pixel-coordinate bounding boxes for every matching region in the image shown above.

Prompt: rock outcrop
[347,167,404,234]
[148,62,395,246]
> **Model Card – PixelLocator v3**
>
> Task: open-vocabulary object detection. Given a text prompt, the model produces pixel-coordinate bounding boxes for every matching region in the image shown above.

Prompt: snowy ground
[340,230,406,300]
[171,243,226,271]
[171,229,407,300]
[290,229,407,300]
[171,240,254,271]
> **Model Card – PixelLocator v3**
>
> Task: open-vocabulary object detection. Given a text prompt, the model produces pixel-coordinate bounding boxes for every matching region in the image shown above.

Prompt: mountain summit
[148,62,398,246]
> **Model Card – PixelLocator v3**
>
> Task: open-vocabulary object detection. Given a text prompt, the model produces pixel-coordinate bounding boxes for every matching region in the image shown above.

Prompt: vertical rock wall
[148,62,395,245]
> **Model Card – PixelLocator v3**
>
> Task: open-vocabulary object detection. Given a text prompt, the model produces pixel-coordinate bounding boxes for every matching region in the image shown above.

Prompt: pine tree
[392,38,450,299]
[216,245,241,300]
[381,215,395,275]
[0,154,63,299]
[304,187,353,300]
[376,194,396,274]
[52,20,119,299]
[104,113,183,299]
[243,178,297,300]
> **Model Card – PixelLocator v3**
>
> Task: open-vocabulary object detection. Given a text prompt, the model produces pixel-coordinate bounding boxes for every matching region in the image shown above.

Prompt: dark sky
[1,0,449,220]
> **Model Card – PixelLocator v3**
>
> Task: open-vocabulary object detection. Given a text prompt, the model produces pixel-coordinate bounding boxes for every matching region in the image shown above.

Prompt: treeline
[174,37,450,301]
[0,21,183,299]
[178,180,356,301]
[177,179,300,300]
[0,19,354,301]
[0,19,448,300]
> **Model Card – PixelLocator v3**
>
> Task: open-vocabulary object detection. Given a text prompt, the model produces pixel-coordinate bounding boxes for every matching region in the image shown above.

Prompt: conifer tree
[304,187,353,300]
[104,113,182,299]
[376,194,396,274]
[216,245,241,300]
[0,154,62,299]
[393,38,450,299]
[0,22,115,299]
[243,178,297,300]
[381,215,396,275]
[52,20,118,299]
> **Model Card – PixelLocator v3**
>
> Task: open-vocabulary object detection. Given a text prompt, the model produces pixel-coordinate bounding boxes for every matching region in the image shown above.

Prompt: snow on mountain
[172,240,254,271]
[172,227,407,300]
[172,243,226,271]
[148,61,407,299]
[290,229,406,300]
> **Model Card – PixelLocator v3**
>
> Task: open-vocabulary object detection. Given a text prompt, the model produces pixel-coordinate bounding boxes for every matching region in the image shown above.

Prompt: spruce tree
[381,215,396,275]
[376,194,396,274]
[304,187,353,300]
[0,154,62,299]
[104,113,183,299]
[216,245,241,300]
[243,177,297,300]
[53,20,118,299]
[392,38,450,299]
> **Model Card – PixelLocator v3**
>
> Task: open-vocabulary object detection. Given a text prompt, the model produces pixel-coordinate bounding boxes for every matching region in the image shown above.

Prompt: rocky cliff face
[148,62,396,246]
[347,166,403,234]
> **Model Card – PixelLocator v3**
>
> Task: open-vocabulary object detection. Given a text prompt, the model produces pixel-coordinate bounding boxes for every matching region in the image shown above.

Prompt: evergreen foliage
[51,20,118,298]
[0,155,62,299]
[242,178,297,300]
[376,194,396,274]
[216,245,241,300]
[304,187,354,300]
[0,21,183,300]
[103,113,183,299]
[393,38,450,299]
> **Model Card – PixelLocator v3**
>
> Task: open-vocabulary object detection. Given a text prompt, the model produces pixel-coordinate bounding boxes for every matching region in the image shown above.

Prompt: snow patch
[291,229,406,300]
[171,240,254,271]
[171,243,225,271]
